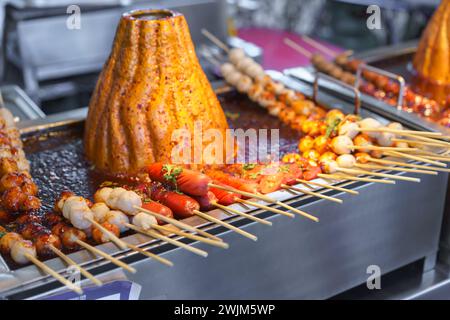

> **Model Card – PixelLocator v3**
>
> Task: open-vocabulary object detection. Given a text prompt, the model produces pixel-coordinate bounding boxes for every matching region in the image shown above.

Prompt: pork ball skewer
[0,228,83,293]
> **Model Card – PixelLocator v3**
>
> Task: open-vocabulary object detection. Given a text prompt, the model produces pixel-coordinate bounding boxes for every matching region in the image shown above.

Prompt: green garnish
[225,111,240,121]
[162,164,183,191]
[326,118,341,138]
[0,231,5,239]
[243,163,257,171]
[249,172,260,179]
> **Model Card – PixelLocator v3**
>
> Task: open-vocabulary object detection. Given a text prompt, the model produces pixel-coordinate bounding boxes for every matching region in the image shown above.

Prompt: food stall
[0,0,449,301]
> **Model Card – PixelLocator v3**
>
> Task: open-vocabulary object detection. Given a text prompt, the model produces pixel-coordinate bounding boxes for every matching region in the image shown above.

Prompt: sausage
[141,201,173,225]
[206,170,259,196]
[145,163,211,196]
[192,191,219,211]
[150,184,200,219]
[208,181,241,206]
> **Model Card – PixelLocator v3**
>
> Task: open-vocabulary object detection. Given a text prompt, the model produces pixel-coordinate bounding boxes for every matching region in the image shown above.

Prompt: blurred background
[0,0,441,114]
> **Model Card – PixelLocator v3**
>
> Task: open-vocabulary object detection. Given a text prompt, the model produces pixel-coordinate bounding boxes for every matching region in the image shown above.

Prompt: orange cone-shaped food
[412,0,450,104]
[84,9,230,174]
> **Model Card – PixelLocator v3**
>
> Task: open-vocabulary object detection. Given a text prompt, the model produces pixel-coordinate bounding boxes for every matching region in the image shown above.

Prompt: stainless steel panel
[1,85,45,120]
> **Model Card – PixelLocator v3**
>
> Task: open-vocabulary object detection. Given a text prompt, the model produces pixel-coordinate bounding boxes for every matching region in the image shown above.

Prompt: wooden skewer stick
[318,173,396,184]
[384,151,447,167]
[392,138,448,148]
[358,128,442,137]
[409,149,450,159]
[284,38,312,59]
[75,240,136,273]
[152,224,229,249]
[134,205,222,242]
[48,244,102,286]
[368,157,450,172]
[25,253,83,294]
[126,223,208,257]
[213,202,272,226]
[235,198,295,218]
[301,35,337,57]
[399,133,450,147]
[337,167,420,182]
[281,184,343,204]
[192,210,258,241]
[125,242,173,267]
[296,178,359,195]
[355,163,438,175]
[406,154,450,162]
[351,145,417,152]
[86,217,128,250]
[201,28,230,52]
[208,183,318,222]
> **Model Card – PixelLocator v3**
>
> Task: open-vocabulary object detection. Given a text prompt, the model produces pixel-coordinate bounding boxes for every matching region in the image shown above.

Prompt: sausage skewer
[209,183,319,222]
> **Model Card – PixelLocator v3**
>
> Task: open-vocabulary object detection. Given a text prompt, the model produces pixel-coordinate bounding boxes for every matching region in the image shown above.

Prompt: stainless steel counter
[0,79,446,299]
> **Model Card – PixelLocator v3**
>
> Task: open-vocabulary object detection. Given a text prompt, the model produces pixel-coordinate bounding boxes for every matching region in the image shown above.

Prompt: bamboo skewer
[25,253,83,294]
[75,240,136,273]
[301,35,337,57]
[48,244,102,286]
[126,223,208,257]
[284,38,313,59]
[399,133,450,147]
[86,217,128,250]
[337,167,420,182]
[358,128,442,137]
[408,154,450,162]
[125,242,173,267]
[318,173,396,184]
[281,184,343,204]
[208,183,319,222]
[152,224,229,249]
[201,28,230,52]
[392,138,448,148]
[355,163,438,175]
[295,178,359,195]
[409,149,450,159]
[192,210,258,241]
[134,205,222,242]
[367,157,450,172]
[213,202,272,226]
[235,198,296,218]
[351,145,417,152]
[384,151,447,167]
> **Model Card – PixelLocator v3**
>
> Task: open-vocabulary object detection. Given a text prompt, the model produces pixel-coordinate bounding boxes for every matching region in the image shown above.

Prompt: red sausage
[151,184,200,219]
[145,163,211,196]
[141,201,174,225]
[206,170,259,196]
[209,181,241,206]
[192,191,219,211]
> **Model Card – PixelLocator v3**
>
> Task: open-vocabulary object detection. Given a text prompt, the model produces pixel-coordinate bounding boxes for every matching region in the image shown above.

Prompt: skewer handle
[213,202,272,226]
[126,223,208,257]
[76,240,136,273]
[152,224,229,249]
[193,210,258,241]
[49,244,102,287]
[25,253,83,295]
